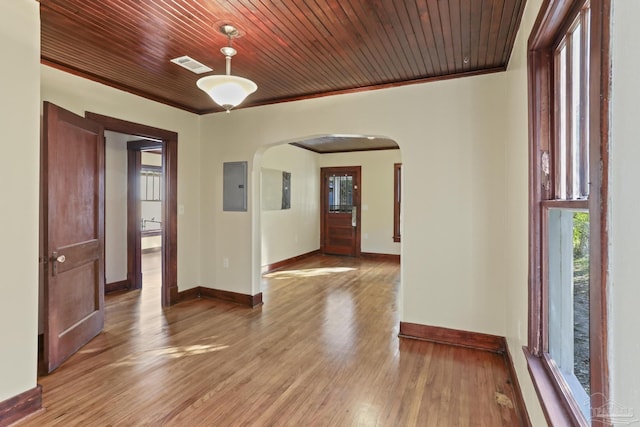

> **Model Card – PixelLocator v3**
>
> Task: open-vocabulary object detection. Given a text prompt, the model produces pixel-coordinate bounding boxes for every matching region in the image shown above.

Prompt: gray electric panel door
[223,161,248,211]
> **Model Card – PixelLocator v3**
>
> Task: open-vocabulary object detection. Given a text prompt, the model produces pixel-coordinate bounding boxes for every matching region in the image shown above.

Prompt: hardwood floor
[141,248,162,295]
[20,254,523,426]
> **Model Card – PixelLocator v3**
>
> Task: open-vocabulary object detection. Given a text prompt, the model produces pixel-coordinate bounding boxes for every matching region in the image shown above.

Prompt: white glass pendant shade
[197,75,257,112]
[196,25,257,112]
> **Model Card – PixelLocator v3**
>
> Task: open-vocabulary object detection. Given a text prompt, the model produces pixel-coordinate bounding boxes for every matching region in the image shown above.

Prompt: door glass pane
[328,175,353,213]
[547,209,590,418]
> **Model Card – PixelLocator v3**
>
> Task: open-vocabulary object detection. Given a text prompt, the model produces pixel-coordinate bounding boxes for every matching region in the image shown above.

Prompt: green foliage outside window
[573,212,589,258]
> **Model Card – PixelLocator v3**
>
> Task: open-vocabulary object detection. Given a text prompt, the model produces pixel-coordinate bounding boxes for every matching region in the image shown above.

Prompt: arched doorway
[252,134,402,294]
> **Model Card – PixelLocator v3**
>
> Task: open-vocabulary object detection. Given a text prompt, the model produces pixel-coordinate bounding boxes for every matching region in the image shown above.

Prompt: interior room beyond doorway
[105,131,164,299]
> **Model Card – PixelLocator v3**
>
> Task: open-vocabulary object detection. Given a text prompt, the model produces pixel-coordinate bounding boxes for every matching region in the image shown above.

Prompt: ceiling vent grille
[170,56,213,74]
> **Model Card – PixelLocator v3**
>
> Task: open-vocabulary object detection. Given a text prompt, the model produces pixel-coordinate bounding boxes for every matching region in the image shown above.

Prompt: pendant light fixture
[197,25,257,113]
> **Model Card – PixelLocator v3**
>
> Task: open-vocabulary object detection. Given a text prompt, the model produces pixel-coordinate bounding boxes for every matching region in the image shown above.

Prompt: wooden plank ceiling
[40,0,526,115]
[291,135,399,153]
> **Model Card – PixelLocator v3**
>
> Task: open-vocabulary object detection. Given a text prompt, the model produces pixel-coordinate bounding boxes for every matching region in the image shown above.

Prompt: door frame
[86,112,178,307]
[320,166,362,257]
[127,139,163,292]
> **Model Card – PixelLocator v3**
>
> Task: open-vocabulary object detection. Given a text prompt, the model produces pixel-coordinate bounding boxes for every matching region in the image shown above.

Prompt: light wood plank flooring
[21,254,523,426]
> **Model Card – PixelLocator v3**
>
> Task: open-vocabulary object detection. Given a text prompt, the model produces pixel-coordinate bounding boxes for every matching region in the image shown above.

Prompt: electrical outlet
[223,257,229,268]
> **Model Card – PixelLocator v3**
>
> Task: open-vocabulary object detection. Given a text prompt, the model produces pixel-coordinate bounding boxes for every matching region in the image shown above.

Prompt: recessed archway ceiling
[39,0,526,115]
[291,135,399,154]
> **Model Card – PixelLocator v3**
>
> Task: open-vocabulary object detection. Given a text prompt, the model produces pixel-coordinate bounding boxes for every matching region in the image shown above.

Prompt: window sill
[523,347,588,426]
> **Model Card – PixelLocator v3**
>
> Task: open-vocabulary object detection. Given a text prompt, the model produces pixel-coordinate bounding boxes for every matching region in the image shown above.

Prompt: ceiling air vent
[170,56,213,74]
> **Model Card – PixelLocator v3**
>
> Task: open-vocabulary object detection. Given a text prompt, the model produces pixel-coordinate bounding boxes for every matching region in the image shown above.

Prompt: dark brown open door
[41,102,105,374]
[320,166,361,256]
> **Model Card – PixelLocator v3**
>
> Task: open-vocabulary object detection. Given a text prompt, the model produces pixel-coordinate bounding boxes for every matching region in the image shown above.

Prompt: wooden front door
[41,102,105,374]
[320,166,361,256]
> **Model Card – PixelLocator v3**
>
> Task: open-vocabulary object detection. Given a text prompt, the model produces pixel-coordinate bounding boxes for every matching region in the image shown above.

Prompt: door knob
[51,251,65,276]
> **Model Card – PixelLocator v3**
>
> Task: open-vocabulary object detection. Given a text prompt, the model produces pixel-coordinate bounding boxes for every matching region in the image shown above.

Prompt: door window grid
[328,175,353,213]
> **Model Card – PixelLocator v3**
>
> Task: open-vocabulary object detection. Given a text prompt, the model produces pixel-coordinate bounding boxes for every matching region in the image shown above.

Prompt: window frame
[393,163,401,243]
[141,165,163,202]
[140,164,163,236]
[525,0,610,425]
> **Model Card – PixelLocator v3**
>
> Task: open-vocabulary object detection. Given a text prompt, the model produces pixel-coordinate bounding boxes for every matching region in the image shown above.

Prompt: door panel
[54,263,99,330]
[321,167,361,256]
[42,102,105,374]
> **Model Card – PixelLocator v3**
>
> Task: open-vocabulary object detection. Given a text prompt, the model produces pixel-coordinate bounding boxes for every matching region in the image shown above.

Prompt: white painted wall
[41,65,201,292]
[260,144,320,266]
[200,71,510,336]
[142,236,162,251]
[142,151,162,166]
[501,0,547,423]
[318,149,401,255]
[0,0,40,403]
[105,131,129,283]
[609,0,640,418]
[7,2,638,424]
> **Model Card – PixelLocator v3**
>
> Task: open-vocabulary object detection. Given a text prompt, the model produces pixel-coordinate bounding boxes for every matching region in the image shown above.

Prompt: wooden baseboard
[105,279,130,294]
[400,322,530,424]
[0,385,42,427]
[200,287,263,307]
[399,322,506,353]
[262,250,321,274]
[504,344,532,427]
[176,287,200,303]
[361,252,401,262]
[176,286,263,308]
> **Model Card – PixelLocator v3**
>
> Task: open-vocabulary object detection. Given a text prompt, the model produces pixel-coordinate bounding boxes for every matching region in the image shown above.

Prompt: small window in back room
[393,163,401,242]
[141,165,162,234]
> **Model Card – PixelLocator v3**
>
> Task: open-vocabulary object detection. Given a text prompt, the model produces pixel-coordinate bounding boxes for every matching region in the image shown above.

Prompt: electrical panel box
[223,161,248,211]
